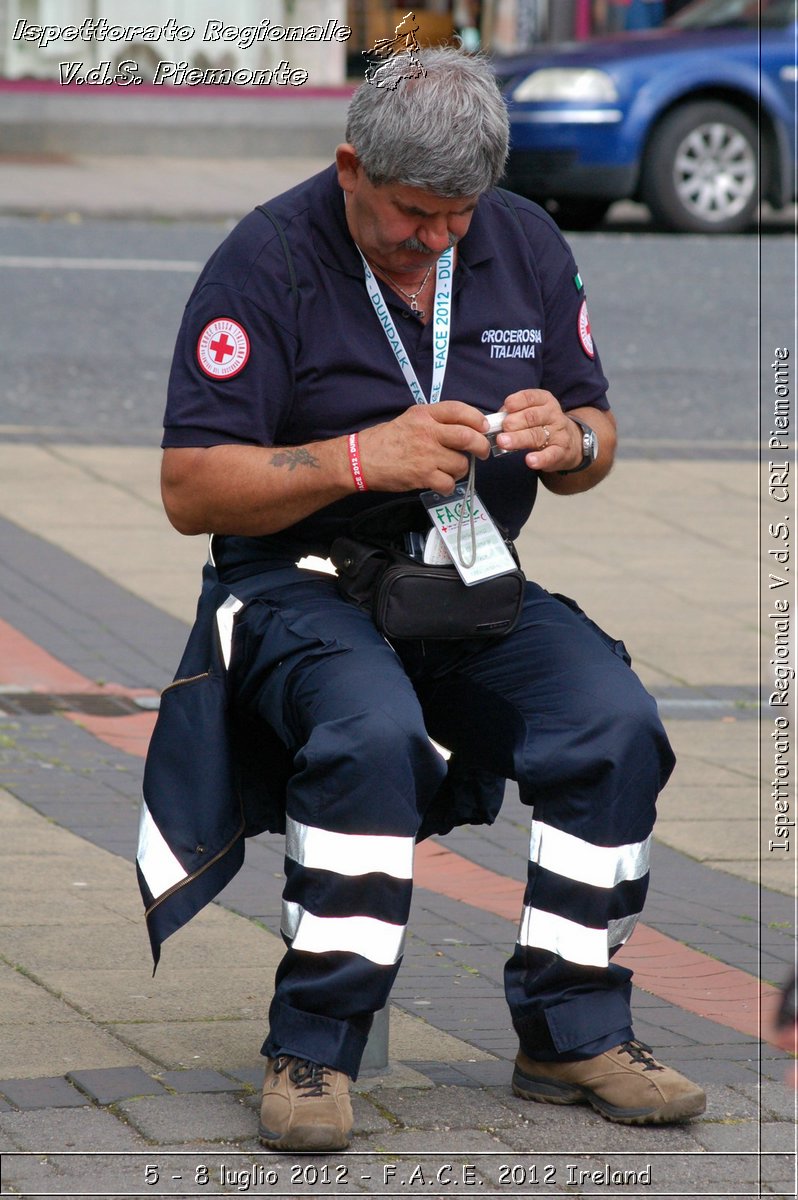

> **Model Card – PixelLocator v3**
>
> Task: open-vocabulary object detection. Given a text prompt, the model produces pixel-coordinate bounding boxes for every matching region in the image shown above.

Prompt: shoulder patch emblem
[577,299,594,359]
[197,318,250,379]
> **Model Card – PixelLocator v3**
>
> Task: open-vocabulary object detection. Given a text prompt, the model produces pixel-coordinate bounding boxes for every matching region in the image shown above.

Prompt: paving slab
[159,1068,249,1094]
[117,1092,256,1143]
[66,1065,168,1105]
[0,1077,87,1111]
[0,1103,149,1151]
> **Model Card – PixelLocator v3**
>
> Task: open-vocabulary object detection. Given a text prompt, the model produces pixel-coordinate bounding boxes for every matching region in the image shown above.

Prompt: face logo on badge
[577,299,594,359]
[197,318,250,379]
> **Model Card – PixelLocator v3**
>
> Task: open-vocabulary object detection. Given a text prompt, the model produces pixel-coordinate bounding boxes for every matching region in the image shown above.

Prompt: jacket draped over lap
[138,560,505,966]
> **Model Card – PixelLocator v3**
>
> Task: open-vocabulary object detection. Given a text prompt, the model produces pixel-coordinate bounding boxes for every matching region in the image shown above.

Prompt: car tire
[545,198,612,231]
[641,101,759,233]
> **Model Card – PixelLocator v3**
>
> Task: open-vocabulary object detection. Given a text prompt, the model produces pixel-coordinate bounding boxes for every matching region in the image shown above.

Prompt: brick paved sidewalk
[0,477,795,1197]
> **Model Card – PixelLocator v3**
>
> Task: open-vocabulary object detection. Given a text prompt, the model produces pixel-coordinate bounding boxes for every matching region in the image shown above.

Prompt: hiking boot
[259,1055,353,1151]
[512,1040,706,1125]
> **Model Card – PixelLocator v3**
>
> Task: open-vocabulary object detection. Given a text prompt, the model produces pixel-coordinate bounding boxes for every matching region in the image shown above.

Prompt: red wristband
[348,432,367,492]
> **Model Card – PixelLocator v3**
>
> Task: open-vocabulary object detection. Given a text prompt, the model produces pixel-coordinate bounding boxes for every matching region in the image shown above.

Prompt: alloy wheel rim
[673,121,756,223]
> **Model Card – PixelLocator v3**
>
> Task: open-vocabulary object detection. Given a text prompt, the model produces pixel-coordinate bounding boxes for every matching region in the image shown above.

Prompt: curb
[0,83,353,158]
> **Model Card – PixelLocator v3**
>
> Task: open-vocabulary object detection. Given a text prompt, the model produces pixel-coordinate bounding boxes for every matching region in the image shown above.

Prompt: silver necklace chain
[370,261,434,315]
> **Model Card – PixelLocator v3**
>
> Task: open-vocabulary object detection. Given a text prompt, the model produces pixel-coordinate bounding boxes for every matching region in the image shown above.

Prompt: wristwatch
[559,417,598,474]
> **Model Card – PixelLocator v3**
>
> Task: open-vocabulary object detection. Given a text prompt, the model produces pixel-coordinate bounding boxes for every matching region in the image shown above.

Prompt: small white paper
[423,527,453,565]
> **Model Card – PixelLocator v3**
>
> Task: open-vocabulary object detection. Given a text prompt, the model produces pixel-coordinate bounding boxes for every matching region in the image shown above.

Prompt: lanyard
[358,246,453,405]
[360,245,480,567]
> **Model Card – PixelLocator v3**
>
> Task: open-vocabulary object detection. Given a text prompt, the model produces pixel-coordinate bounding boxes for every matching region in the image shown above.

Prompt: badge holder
[420,457,518,586]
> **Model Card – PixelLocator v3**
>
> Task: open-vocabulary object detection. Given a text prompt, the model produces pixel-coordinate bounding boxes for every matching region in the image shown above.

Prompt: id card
[419,485,517,586]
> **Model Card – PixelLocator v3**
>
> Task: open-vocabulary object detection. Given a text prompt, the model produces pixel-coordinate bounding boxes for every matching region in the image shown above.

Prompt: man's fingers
[502,388,552,413]
[426,407,490,459]
[525,443,571,472]
[492,390,584,469]
[429,469,461,495]
[505,405,559,433]
[430,400,489,430]
[437,449,473,480]
[438,423,489,457]
[496,415,563,455]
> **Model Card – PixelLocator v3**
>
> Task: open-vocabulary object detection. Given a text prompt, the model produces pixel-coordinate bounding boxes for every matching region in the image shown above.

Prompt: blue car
[494,0,797,232]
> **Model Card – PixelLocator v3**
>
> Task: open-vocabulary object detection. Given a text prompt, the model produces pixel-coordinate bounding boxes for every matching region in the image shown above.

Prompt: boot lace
[274,1055,330,1096]
[618,1040,664,1072]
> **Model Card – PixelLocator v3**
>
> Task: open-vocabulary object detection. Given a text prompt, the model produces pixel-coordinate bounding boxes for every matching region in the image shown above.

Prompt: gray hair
[345,47,509,197]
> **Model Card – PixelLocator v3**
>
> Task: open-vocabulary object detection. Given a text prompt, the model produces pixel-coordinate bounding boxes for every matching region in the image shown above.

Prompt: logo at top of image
[363,12,426,89]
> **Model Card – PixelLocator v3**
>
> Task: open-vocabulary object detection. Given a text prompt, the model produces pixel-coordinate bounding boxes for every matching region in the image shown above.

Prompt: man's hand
[358,400,490,495]
[491,388,617,494]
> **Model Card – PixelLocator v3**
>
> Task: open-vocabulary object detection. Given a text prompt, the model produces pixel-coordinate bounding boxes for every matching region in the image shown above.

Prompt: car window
[668,0,797,28]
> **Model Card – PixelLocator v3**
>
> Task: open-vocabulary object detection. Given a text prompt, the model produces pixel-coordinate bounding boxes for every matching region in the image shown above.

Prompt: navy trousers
[229,571,675,1079]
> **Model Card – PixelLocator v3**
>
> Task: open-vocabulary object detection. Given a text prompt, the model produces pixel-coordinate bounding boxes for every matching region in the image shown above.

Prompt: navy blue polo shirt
[164,165,609,575]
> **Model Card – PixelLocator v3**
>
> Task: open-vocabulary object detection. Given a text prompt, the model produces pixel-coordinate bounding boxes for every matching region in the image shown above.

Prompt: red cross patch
[577,299,594,359]
[197,318,250,379]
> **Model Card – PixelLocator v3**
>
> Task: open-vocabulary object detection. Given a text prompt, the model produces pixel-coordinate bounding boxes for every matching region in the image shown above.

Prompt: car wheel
[544,198,611,231]
[641,101,759,233]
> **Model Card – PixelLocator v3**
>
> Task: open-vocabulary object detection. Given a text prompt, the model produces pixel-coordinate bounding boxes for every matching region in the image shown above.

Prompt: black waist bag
[329,497,526,640]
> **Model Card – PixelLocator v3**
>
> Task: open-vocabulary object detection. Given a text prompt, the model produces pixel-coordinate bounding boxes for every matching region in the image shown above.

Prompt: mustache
[400,232,459,254]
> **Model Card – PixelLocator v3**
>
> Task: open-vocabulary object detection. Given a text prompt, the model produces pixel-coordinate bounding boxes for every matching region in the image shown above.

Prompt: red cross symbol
[209,332,235,363]
[197,318,250,379]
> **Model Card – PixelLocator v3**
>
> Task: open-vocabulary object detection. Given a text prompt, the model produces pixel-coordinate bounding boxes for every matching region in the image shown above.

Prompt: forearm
[161,440,354,536]
[161,402,493,537]
[538,406,617,495]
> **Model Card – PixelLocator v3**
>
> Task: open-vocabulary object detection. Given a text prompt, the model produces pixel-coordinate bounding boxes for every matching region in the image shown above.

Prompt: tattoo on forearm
[270,448,320,471]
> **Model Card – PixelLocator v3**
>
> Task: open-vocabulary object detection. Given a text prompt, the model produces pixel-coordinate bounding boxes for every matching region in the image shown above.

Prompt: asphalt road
[0,213,790,453]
